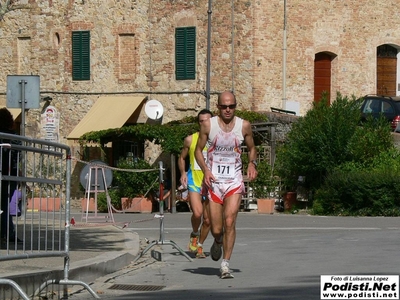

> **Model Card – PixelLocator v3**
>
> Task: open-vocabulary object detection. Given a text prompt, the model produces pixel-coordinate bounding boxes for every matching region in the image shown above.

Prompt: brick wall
[0,0,399,153]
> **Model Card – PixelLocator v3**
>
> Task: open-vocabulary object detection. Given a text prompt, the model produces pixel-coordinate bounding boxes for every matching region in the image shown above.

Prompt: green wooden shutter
[72,31,90,80]
[175,28,186,80]
[175,27,196,80]
[185,27,196,79]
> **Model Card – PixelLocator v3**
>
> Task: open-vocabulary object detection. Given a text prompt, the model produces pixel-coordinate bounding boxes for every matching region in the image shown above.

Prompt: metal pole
[19,80,26,137]
[206,0,212,110]
[64,150,72,287]
[158,161,165,242]
[231,0,235,93]
[19,81,27,217]
[133,160,193,262]
[282,0,287,110]
[170,154,176,213]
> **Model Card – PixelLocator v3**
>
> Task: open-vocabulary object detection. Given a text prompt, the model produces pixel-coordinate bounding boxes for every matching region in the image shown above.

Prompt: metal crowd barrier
[0,132,99,299]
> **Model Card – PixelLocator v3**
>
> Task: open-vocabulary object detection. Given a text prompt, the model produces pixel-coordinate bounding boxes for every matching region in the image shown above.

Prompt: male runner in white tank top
[195,91,258,278]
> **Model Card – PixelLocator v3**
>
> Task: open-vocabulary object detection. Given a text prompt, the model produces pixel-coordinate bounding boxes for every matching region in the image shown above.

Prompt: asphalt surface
[2,208,400,299]
[60,211,400,300]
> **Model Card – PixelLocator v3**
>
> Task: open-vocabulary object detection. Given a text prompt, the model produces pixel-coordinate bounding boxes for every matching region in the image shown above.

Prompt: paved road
[68,211,400,300]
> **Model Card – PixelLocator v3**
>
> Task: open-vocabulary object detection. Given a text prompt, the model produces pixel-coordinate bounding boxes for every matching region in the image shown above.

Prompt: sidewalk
[0,211,141,299]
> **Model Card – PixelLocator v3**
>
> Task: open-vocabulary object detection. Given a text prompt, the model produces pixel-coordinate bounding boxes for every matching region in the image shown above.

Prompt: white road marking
[131,227,383,231]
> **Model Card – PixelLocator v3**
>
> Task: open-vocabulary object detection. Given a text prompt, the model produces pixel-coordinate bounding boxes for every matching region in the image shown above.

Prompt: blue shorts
[187,168,202,194]
[188,183,201,194]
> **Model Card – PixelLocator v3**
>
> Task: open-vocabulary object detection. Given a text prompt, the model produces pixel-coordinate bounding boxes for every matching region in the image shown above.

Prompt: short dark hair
[0,108,14,130]
[197,109,213,124]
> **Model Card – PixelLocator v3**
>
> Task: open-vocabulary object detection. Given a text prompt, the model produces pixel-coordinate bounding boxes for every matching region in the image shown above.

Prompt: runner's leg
[198,198,210,245]
[222,193,242,260]
[189,191,203,233]
[208,199,223,241]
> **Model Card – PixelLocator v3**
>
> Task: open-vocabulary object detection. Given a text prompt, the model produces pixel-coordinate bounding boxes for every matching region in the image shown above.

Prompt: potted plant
[94,188,122,212]
[274,144,300,211]
[242,151,279,214]
[113,158,159,213]
[250,160,279,214]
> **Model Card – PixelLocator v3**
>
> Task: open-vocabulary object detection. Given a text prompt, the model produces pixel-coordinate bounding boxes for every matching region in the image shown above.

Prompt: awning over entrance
[0,105,22,121]
[67,96,146,140]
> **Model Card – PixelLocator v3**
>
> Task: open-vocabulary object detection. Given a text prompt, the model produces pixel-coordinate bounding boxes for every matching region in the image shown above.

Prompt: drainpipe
[206,0,212,110]
[231,0,235,94]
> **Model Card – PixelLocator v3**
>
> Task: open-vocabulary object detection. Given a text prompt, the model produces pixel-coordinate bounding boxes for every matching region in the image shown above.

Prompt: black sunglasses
[218,104,237,110]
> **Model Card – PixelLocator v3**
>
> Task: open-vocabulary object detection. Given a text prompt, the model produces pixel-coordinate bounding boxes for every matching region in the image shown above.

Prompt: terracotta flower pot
[81,198,98,212]
[257,198,275,214]
[27,197,61,212]
[283,192,297,211]
[121,197,153,213]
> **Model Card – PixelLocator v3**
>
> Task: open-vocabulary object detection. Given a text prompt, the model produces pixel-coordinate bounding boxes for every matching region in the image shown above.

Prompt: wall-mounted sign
[40,106,60,142]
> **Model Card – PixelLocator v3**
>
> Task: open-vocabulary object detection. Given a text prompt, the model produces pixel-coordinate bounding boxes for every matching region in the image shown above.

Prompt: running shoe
[210,239,222,261]
[220,264,234,279]
[188,233,199,253]
[196,245,206,258]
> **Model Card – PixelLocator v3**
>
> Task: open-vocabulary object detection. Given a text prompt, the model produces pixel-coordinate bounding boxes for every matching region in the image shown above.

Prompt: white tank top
[206,116,244,183]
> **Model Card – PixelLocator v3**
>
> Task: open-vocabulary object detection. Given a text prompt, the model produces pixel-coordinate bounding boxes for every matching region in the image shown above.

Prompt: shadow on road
[98,284,320,300]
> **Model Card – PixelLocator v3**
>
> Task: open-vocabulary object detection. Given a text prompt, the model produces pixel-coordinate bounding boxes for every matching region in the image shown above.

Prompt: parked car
[360,95,400,131]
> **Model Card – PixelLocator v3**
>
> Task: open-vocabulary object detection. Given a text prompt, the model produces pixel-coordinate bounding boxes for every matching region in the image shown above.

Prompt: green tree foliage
[96,188,121,212]
[313,149,400,216]
[113,158,159,198]
[275,92,394,193]
[347,114,394,164]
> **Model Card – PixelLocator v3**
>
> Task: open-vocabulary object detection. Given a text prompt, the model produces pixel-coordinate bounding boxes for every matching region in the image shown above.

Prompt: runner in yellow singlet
[178,109,213,258]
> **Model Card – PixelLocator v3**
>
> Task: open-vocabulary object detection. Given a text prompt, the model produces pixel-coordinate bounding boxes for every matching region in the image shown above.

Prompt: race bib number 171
[212,154,235,182]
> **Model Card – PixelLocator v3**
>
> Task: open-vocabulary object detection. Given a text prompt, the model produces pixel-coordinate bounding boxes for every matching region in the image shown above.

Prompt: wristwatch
[250,160,258,168]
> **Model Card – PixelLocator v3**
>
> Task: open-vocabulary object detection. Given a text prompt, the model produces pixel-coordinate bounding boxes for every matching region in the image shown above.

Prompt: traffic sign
[6,75,40,109]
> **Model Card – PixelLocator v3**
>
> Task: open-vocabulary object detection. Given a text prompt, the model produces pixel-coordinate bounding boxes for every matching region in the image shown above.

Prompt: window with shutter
[72,31,90,81]
[175,27,196,80]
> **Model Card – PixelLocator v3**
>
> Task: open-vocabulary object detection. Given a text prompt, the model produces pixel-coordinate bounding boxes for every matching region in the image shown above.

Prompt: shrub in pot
[242,152,278,213]
[113,158,159,212]
[96,188,121,212]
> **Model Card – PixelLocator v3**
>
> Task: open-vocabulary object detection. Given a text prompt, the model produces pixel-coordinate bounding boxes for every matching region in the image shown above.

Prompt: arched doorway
[377,44,397,96]
[314,52,334,104]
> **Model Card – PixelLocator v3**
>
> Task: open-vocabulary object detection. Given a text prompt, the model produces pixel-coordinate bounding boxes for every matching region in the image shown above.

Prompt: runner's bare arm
[195,119,214,187]
[243,120,258,181]
[178,135,192,187]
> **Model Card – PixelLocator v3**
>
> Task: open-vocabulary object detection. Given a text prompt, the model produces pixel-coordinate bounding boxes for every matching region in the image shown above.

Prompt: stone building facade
[0,0,400,158]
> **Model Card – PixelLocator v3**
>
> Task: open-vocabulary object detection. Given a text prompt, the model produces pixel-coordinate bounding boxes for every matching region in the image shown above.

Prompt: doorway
[314,52,333,104]
[377,44,397,96]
